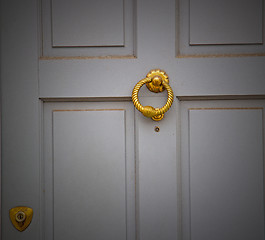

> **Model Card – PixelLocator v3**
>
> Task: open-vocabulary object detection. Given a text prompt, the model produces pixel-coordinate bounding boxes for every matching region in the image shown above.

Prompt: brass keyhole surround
[9,206,33,232]
[15,211,26,222]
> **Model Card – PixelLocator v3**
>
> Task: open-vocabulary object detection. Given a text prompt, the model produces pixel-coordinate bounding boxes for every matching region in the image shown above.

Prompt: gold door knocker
[132,69,174,121]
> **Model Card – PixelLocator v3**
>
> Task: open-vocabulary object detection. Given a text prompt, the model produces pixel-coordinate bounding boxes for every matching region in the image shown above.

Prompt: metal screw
[154,126,160,132]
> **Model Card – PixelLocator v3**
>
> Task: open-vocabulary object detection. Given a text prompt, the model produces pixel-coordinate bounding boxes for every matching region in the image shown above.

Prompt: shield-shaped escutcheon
[9,206,33,232]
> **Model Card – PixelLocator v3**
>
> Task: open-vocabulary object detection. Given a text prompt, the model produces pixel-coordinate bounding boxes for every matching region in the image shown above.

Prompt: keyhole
[15,211,26,223]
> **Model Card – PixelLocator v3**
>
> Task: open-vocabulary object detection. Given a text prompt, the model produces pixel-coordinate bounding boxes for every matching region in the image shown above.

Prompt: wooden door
[1,0,265,239]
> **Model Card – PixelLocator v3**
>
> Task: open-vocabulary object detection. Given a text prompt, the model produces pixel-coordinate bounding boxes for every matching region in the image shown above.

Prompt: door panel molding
[177,0,265,56]
[40,97,132,102]
[180,100,265,240]
[177,95,265,101]
[41,0,135,57]
[42,102,136,240]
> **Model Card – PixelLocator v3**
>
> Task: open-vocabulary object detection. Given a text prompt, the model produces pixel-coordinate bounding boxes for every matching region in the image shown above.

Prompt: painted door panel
[43,102,135,240]
[180,100,265,240]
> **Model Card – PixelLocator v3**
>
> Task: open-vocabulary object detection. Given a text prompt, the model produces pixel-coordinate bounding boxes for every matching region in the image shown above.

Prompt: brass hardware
[9,206,33,232]
[154,126,160,132]
[15,211,26,222]
[146,69,169,93]
[132,69,174,121]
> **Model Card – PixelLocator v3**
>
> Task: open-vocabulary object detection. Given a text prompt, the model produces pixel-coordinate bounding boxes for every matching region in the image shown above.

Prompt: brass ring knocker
[132,69,174,121]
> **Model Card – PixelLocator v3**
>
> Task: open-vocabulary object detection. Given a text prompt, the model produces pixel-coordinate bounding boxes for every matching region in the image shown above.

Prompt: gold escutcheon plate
[9,206,33,232]
[146,69,169,93]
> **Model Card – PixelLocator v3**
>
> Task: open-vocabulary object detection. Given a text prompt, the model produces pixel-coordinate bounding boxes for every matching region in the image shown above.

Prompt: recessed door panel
[43,102,135,240]
[51,0,124,47]
[178,0,265,55]
[190,0,263,45]
[181,101,265,240]
[41,0,134,57]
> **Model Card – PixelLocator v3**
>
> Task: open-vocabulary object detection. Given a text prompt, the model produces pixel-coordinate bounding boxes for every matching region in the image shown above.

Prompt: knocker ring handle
[132,69,174,121]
